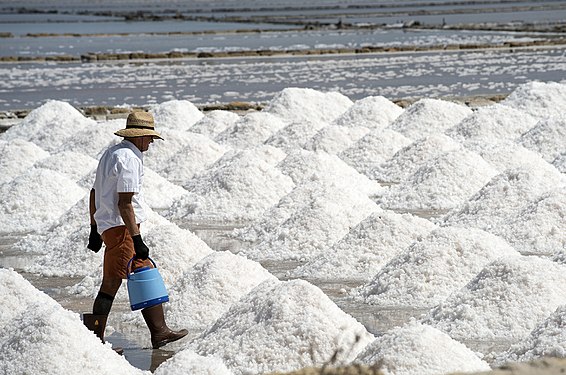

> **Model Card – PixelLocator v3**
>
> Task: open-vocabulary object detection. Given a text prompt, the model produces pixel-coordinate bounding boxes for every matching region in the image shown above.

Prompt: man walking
[84,111,187,352]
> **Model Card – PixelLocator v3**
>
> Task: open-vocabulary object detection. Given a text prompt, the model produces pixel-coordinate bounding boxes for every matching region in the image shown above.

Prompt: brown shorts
[102,225,152,280]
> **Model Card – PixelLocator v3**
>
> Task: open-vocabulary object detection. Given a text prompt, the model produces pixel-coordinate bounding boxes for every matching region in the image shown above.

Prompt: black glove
[87,225,103,253]
[132,234,149,260]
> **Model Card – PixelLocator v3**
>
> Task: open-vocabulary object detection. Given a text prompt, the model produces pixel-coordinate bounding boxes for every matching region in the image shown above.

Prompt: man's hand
[87,225,103,252]
[132,234,149,260]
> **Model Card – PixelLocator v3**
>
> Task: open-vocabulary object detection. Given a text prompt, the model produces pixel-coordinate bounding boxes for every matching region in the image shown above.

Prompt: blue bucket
[126,257,169,311]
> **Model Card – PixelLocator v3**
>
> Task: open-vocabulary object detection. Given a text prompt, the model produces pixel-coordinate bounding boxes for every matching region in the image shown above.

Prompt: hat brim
[114,128,163,140]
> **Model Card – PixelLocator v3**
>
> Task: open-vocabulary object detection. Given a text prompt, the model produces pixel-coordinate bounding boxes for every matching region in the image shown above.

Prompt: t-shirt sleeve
[116,155,143,193]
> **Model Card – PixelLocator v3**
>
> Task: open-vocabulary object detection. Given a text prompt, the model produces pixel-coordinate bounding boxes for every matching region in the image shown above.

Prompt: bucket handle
[126,256,157,279]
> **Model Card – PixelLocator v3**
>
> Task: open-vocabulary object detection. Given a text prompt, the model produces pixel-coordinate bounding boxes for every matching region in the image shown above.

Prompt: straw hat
[114,111,163,139]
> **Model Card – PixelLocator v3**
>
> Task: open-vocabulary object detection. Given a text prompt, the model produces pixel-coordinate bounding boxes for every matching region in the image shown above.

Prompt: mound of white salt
[354,320,490,375]
[519,115,566,163]
[264,87,353,125]
[0,269,144,375]
[380,149,498,211]
[338,128,412,177]
[34,151,97,182]
[189,109,240,139]
[264,120,328,151]
[494,305,566,366]
[166,251,277,330]
[187,279,374,375]
[502,81,566,119]
[423,255,566,342]
[277,149,383,197]
[332,96,403,129]
[63,119,121,159]
[150,99,204,131]
[2,100,95,152]
[166,147,294,221]
[442,167,566,233]
[154,350,232,375]
[445,104,538,146]
[242,180,379,261]
[369,134,462,183]
[143,167,189,210]
[0,168,86,234]
[388,98,472,139]
[215,111,287,149]
[303,125,370,155]
[353,227,518,308]
[0,139,50,185]
[290,209,437,282]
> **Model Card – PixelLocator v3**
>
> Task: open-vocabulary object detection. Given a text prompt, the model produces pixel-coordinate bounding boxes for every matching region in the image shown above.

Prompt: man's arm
[118,192,149,259]
[89,188,97,225]
[87,189,103,252]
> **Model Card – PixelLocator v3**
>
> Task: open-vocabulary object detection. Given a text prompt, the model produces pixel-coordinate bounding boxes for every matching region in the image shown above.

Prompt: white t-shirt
[93,139,147,234]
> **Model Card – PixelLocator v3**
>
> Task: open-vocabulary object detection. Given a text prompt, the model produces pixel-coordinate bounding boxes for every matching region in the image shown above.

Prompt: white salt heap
[501,81,566,119]
[0,269,145,375]
[494,305,566,366]
[370,134,462,183]
[186,279,374,375]
[332,95,403,129]
[34,151,97,182]
[63,119,121,159]
[380,149,498,211]
[424,255,566,342]
[264,87,353,125]
[165,251,277,330]
[166,147,294,221]
[0,138,49,185]
[242,180,379,261]
[338,128,412,177]
[445,104,538,147]
[264,120,328,151]
[290,209,437,282]
[215,111,287,149]
[388,98,472,139]
[354,320,490,375]
[150,99,204,131]
[0,168,86,234]
[143,168,189,210]
[303,125,370,155]
[154,350,232,375]
[1,100,95,152]
[188,109,240,138]
[519,115,566,163]
[353,227,519,308]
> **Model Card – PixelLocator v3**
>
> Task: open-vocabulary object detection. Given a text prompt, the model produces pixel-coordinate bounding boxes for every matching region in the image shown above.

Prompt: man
[84,111,187,352]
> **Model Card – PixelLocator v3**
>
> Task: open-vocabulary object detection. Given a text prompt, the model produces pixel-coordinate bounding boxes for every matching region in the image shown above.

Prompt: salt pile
[264,120,328,151]
[338,128,412,177]
[494,305,566,366]
[380,149,498,211]
[369,134,462,183]
[215,111,287,149]
[63,119,121,159]
[150,99,204,131]
[388,98,472,139]
[264,87,353,125]
[0,168,86,234]
[445,104,538,146]
[354,320,490,375]
[442,167,566,233]
[554,152,566,173]
[154,350,232,375]
[332,95,403,129]
[1,100,95,152]
[188,109,240,138]
[303,125,370,155]
[0,138,49,185]
[34,151,97,182]
[423,255,566,342]
[185,279,374,375]
[290,210,437,282]
[165,251,277,330]
[242,180,379,261]
[519,115,566,163]
[0,269,145,375]
[277,149,383,197]
[353,227,518,308]
[143,167,189,210]
[501,81,566,119]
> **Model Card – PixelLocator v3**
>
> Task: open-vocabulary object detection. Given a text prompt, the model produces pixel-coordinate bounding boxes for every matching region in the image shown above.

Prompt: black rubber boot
[83,313,124,355]
[142,304,188,349]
